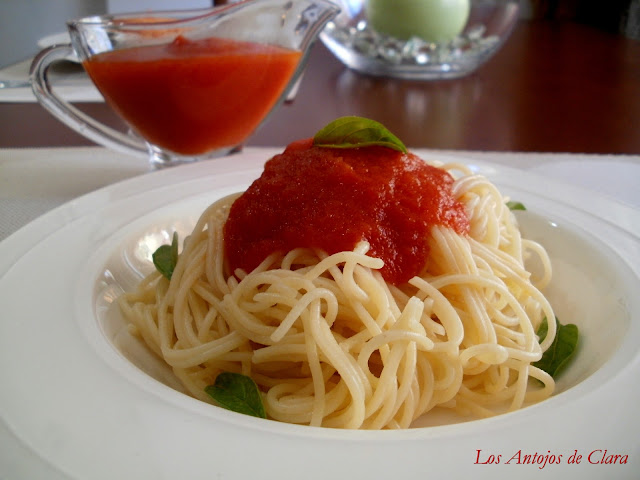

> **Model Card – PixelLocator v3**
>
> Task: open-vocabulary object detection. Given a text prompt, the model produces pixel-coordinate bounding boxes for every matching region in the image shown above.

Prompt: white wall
[0,0,105,67]
[0,0,213,68]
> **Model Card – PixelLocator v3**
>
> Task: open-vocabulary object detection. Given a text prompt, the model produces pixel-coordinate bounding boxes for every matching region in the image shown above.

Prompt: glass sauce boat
[30,0,340,167]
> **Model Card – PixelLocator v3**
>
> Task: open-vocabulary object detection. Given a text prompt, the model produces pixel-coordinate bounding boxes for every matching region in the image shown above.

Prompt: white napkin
[0,58,102,103]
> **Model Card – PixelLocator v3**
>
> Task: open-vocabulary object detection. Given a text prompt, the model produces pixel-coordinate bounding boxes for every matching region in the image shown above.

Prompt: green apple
[366,0,471,43]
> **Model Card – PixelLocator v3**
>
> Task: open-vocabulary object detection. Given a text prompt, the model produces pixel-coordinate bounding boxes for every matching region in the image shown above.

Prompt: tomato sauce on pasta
[224,139,469,285]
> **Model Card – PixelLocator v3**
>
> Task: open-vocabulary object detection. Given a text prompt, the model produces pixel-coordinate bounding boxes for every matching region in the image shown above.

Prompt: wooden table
[1,20,639,154]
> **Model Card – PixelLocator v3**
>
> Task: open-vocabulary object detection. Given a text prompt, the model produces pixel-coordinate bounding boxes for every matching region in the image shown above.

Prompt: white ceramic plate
[1,151,639,480]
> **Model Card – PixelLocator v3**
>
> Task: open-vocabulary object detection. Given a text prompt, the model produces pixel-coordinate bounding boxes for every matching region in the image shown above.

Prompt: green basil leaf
[205,372,266,419]
[506,201,526,211]
[533,317,579,379]
[313,116,407,153]
[152,231,179,280]
[536,316,550,343]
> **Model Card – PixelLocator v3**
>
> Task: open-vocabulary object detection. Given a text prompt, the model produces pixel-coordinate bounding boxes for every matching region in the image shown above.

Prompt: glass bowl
[320,0,520,80]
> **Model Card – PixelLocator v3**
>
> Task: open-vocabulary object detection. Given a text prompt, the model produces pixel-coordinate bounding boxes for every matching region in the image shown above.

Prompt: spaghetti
[118,146,556,430]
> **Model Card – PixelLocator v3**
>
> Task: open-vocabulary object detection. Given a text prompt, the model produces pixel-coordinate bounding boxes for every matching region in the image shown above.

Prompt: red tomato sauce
[83,36,301,155]
[224,139,470,285]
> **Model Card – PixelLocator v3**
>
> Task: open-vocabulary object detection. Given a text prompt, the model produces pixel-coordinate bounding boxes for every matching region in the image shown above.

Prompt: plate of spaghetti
[1,118,639,479]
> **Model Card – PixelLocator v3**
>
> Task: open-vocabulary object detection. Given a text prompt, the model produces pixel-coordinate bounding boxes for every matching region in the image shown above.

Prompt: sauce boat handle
[30,44,149,159]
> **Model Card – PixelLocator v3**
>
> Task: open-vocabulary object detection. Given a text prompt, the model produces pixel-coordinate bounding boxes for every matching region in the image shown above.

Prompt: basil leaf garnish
[313,116,407,153]
[536,316,550,342]
[152,231,179,280]
[205,372,266,419]
[506,201,526,211]
[533,317,579,379]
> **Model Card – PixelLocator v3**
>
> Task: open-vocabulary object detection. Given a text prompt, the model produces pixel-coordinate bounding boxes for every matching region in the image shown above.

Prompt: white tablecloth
[1,146,639,243]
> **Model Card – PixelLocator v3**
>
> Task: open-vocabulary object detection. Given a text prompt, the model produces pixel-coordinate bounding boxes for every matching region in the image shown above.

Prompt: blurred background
[1,0,638,68]
[0,0,213,67]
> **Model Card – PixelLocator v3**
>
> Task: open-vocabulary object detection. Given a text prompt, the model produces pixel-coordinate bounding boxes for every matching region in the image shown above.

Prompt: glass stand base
[147,144,243,169]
